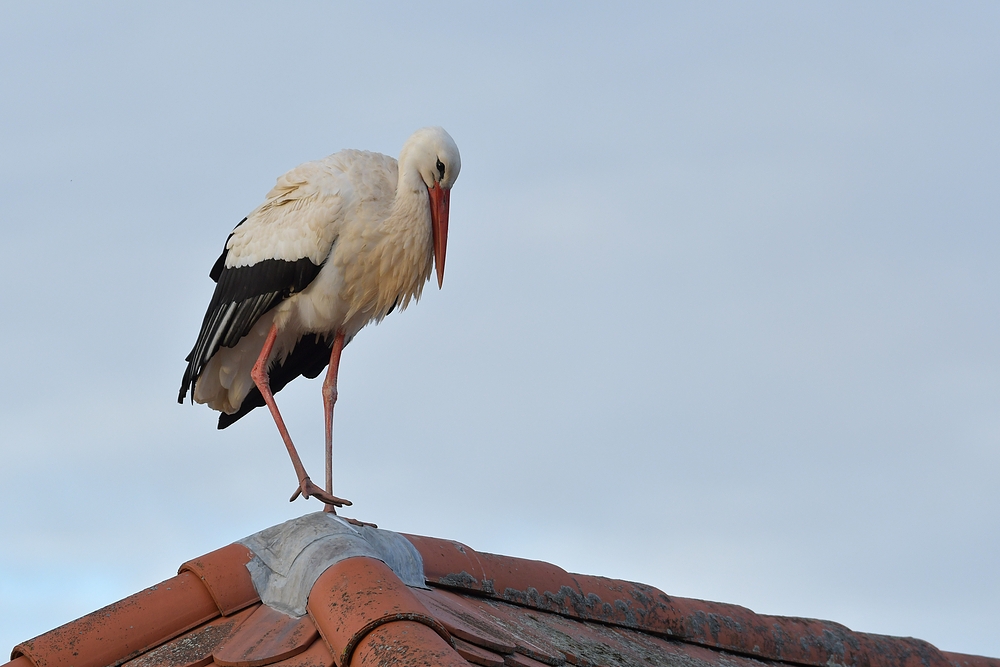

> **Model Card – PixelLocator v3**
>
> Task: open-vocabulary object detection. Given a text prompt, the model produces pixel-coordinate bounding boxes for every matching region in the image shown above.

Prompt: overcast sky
[1,2,998,659]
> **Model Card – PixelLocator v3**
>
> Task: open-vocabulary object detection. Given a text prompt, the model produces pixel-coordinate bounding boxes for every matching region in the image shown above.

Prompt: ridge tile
[306,557,450,666]
[13,572,219,667]
[180,543,259,616]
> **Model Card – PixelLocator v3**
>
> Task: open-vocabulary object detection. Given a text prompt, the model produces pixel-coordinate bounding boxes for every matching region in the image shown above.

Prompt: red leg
[251,323,350,508]
[321,331,346,513]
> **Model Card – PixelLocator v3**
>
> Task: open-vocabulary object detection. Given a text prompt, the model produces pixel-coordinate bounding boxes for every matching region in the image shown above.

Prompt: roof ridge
[402,532,995,667]
[237,512,425,616]
[5,518,998,667]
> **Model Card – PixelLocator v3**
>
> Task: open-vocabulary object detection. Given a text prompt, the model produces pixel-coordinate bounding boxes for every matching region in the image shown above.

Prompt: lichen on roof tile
[122,605,257,667]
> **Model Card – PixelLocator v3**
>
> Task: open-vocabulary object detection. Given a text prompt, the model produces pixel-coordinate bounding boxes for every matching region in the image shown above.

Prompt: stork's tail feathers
[215,333,335,429]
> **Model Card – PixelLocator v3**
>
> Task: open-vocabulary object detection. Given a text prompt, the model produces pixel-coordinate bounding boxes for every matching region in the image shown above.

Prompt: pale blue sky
[1,2,998,658]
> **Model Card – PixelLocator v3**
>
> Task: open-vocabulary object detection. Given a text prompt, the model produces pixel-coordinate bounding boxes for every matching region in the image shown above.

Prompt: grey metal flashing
[238,512,426,617]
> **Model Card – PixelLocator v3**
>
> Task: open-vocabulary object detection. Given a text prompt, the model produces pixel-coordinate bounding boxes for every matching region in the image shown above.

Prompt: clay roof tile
[179,543,259,617]
[12,571,219,667]
[401,533,487,592]
[306,556,451,667]
[452,637,505,667]
[351,620,468,667]
[411,588,518,654]
[262,636,333,667]
[213,604,318,667]
[122,604,257,667]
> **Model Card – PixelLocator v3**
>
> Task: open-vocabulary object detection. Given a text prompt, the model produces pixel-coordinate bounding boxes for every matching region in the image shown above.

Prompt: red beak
[428,182,450,288]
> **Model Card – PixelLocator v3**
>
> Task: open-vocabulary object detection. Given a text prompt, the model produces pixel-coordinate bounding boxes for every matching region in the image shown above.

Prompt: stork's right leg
[251,323,350,508]
[321,331,347,514]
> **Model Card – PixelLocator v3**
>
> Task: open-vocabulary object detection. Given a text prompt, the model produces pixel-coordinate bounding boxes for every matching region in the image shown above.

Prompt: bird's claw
[342,517,378,528]
[289,477,352,507]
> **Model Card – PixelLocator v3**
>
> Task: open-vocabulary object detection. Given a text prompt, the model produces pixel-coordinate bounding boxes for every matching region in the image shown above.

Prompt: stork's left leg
[321,331,346,514]
[252,323,350,509]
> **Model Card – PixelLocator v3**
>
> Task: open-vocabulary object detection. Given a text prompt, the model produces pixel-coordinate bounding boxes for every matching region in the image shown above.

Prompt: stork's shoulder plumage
[223,150,399,269]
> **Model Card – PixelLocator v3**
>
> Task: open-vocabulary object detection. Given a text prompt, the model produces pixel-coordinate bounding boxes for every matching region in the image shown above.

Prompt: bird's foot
[321,503,375,527]
[289,477,352,507]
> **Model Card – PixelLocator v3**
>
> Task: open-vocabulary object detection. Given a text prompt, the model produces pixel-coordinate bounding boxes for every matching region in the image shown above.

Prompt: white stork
[179,127,461,511]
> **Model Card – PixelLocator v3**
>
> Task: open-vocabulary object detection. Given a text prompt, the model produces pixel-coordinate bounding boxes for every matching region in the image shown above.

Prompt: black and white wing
[178,161,344,404]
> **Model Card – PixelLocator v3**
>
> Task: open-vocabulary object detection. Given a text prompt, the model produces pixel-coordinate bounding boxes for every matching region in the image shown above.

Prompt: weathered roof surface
[6,513,997,667]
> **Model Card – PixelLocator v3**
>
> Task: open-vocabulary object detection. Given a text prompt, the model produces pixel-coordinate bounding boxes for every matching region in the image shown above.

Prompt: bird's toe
[292,478,352,508]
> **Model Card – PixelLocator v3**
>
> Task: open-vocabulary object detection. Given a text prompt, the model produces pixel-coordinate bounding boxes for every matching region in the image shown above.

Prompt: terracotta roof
[6,513,997,667]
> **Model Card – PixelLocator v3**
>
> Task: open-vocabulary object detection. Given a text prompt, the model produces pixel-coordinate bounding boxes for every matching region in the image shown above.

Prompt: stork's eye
[436,159,445,180]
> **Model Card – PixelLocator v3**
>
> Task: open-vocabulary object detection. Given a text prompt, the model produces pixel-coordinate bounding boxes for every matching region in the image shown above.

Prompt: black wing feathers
[209,218,247,283]
[178,253,324,404]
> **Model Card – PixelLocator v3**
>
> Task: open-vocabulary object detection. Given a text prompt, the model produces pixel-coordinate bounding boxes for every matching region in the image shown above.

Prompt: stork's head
[400,127,461,288]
